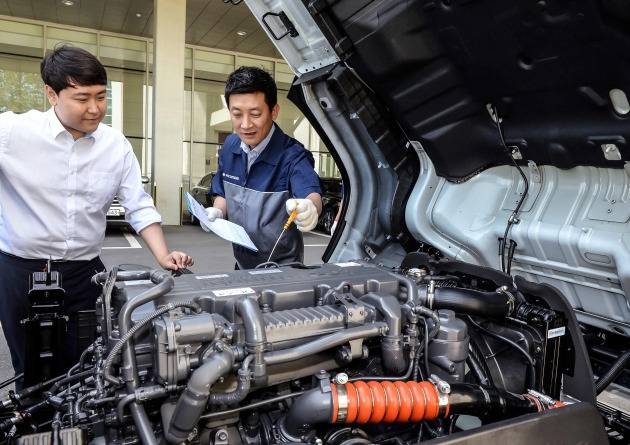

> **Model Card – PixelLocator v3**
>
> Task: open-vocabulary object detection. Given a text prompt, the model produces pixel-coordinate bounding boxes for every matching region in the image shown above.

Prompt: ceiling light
[136,13,142,18]
[236,30,247,36]
[61,0,74,5]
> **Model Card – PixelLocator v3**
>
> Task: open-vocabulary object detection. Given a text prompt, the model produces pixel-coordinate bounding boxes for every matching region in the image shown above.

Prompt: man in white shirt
[0,45,194,386]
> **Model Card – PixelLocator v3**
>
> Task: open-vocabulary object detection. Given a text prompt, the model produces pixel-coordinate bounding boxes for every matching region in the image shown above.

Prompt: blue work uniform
[211,124,322,269]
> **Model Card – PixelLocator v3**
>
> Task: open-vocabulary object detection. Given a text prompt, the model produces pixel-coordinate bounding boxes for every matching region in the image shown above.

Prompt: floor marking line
[122,228,142,248]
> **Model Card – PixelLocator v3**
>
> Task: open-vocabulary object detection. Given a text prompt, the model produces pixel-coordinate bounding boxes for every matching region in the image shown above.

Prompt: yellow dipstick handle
[284,208,298,230]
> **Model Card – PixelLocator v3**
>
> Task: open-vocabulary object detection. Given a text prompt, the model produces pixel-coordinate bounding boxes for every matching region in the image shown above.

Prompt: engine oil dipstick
[267,203,299,263]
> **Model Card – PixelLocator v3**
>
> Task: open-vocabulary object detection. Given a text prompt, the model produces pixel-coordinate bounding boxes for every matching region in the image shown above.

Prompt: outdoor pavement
[0,223,332,394]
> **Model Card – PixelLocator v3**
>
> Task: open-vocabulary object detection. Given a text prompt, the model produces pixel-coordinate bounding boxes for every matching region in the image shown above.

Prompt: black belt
[0,250,95,264]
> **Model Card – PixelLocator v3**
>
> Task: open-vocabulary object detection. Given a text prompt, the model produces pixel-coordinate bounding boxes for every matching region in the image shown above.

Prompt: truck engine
[0,254,611,444]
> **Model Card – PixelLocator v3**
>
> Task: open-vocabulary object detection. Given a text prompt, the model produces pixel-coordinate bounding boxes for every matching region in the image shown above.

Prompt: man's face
[45,83,107,140]
[228,91,279,148]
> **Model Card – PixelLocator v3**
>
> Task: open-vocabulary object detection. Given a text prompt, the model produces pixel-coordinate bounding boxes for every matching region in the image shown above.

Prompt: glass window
[191,79,232,144]
[0,55,45,113]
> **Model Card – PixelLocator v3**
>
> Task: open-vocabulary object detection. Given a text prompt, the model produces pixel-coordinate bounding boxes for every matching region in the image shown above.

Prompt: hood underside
[260,0,630,181]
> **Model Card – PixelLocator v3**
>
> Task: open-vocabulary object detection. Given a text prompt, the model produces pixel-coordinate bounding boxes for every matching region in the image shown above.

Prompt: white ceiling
[0,0,282,59]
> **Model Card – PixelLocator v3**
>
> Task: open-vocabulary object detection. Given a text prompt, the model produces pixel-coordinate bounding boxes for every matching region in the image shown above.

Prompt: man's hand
[201,207,224,232]
[286,199,318,232]
[159,251,194,270]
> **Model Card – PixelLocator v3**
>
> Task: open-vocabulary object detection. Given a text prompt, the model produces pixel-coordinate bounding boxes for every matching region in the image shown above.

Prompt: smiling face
[45,83,107,140]
[228,91,279,149]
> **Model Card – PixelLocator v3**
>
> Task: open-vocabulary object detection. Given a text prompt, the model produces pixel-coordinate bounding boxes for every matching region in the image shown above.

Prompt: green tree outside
[0,69,44,113]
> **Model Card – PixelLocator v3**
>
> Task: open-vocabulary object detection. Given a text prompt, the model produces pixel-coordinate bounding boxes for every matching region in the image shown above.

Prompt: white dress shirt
[0,107,161,260]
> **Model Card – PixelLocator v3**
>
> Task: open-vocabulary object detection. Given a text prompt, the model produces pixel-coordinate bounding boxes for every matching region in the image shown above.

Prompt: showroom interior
[0,0,339,225]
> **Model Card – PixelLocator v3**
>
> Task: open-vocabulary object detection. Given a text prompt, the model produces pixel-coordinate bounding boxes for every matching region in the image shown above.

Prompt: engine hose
[116,270,174,445]
[360,293,406,375]
[425,287,514,317]
[235,297,267,385]
[280,381,564,442]
[208,356,253,405]
[165,347,235,444]
[334,381,446,424]
[91,269,152,285]
[595,350,630,395]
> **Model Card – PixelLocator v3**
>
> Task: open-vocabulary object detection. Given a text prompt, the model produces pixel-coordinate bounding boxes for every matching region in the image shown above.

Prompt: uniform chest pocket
[87,171,117,207]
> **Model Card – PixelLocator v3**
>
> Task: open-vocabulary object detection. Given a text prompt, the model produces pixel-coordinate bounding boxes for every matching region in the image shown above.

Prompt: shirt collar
[46,106,98,140]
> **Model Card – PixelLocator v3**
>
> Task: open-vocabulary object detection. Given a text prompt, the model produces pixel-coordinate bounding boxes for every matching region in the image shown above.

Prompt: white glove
[331,221,338,234]
[200,207,223,232]
[286,199,318,232]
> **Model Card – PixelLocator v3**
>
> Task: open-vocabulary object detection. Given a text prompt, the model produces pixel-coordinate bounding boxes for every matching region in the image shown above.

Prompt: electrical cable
[492,105,529,274]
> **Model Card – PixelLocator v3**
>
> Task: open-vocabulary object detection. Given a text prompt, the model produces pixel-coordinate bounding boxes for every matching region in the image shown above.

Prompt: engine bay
[1,254,621,444]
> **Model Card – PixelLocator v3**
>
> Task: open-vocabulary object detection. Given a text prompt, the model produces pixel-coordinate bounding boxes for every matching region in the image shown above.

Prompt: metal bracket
[509,146,522,160]
[527,160,541,183]
[601,143,622,161]
[262,11,299,41]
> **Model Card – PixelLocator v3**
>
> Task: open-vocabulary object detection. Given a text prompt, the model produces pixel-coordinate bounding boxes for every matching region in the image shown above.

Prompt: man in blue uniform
[203,66,322,269]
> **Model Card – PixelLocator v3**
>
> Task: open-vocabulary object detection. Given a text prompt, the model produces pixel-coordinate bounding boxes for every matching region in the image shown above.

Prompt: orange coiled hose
[332,381,447,424]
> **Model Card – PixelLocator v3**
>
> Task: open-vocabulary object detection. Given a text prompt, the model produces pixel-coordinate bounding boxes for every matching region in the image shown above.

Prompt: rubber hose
[333,381,444,424]
[595,350,630,395]
[433,287,513,317]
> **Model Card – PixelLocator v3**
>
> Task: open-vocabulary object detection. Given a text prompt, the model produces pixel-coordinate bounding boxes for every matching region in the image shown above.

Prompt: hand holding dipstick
[267,202,299,263]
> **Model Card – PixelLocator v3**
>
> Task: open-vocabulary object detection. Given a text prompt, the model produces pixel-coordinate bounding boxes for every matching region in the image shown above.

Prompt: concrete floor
[0,223,332,394]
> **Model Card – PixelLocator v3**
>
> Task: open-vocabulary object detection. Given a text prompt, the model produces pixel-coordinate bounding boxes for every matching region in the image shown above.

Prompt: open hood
[248,0,630,180]
[245,0,630,334]
[244,0,630,439]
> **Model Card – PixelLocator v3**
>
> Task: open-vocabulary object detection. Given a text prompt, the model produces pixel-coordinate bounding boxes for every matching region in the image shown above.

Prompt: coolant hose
[280,381,564,442]
[208,356,252,406]
[429,287,513,317]
[165,348,235,444]
[116,270,174,445]
[235,297,267,385]
[91,269,152,285]
[360,293,406,375]
[595,350,630,395]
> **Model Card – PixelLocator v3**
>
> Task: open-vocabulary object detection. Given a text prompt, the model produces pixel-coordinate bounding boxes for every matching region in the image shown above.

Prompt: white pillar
[152,0,186,225]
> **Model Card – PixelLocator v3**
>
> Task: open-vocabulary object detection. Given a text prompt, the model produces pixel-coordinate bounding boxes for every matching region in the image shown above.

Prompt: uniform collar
[252,124,285,167]
[240,123,276,157]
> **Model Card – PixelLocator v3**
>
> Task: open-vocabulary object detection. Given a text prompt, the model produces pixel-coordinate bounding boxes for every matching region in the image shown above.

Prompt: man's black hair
[225,66,277,111]
[41,45,107,94]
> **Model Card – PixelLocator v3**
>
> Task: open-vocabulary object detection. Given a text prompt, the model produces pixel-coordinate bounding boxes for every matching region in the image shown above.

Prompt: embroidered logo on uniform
[223,173,239,181]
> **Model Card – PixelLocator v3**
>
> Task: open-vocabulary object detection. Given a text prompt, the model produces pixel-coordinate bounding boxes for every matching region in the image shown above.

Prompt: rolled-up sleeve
[117,140,162,233]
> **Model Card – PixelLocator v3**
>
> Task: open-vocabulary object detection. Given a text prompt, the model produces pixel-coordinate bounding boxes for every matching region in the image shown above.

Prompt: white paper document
[185,192,258,252]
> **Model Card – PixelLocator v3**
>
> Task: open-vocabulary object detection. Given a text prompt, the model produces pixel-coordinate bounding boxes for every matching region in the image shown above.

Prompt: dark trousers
[0,251,105,386]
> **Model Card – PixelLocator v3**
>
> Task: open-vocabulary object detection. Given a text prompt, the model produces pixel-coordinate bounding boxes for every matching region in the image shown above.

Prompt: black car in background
[318,177,343,233]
